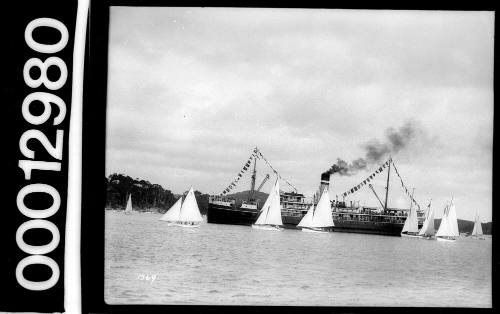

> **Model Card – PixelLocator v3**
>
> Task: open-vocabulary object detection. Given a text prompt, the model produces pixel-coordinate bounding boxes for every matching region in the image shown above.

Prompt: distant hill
[434,218,492,235]
[226,190,269,208]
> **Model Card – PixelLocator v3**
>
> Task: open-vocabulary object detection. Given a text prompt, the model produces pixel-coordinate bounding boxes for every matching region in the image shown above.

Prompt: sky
[106,8,494,222]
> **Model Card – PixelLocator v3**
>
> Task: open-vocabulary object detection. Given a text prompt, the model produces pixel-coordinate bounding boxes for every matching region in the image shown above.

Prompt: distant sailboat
[435,200,459,242]
[401,199,419,238]
[418,201,435,239]
[471,212,484,239]
[124,194,133,215]
[298,188,334,233]
[252,178,283,231]
[159,196,182,225]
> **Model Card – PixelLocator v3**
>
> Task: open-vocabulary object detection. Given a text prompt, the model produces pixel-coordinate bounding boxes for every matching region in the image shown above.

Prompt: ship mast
[250,158,257,197]
[384,158,391,211]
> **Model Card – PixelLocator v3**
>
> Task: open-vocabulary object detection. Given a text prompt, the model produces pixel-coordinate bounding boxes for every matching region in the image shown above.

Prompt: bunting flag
[390,159,421,210]
[256,147,298,192]
[220,151,260,195]
[341,158,390,199]
[220,147,298,195]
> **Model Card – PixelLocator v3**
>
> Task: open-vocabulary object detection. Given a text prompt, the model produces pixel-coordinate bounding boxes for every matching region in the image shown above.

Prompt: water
[105,211,491,307]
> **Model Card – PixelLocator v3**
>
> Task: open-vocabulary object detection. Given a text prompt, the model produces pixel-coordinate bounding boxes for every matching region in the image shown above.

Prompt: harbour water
[105,211,491,307]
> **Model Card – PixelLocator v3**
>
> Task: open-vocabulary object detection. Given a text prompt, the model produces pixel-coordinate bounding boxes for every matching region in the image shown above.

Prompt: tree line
[105,173,210,215]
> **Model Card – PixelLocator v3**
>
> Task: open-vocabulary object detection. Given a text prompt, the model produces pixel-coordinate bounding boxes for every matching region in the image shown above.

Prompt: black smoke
[324,120,422,177]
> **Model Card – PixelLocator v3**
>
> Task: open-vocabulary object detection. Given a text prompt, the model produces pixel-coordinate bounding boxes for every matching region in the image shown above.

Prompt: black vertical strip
[82,0,108,313]
[0,0,77,312]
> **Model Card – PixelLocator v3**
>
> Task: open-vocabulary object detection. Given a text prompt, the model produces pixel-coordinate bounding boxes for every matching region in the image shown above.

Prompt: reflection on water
[105,211,491,307]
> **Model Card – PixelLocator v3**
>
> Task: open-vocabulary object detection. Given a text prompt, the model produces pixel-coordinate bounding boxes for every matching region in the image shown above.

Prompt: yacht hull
[401,232,420,238]
[175,223,201,228]
[301,227,329,233]
[418,235,435,240]
[437,237,456,242]
[251,224,282,231]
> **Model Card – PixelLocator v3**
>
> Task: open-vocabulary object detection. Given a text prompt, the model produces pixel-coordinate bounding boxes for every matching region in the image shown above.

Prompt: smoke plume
[324,120,422,177]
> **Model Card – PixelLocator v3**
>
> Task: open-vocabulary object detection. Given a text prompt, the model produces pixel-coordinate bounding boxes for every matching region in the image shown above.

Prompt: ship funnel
[320,172,330,195]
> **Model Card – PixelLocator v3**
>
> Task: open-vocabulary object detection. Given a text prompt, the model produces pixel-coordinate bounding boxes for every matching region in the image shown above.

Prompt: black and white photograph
[104,7,493,307]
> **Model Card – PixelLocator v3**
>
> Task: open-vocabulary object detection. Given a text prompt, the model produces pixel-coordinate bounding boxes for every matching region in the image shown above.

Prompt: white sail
[178,187,203,223]
[160,197,182,221]
[436,202,459,237]
[254,178,282,226]
[310,189,334,227]
[446,202,459,237]
[265,180,283,226]
[402,205,418,233]
[418,206,435,236]
[254,180,275,225]
[472,213,483,236]
[435,203,450,237]
[298,204,314,228]
[125,194,133,213]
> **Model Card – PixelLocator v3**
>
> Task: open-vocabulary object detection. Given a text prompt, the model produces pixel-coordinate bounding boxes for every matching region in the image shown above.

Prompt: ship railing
[209,195,236,204]
[333,212,405,224]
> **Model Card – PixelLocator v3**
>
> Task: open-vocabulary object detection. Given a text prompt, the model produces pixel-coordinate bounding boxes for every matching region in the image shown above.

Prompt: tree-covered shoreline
[105,173,210,215]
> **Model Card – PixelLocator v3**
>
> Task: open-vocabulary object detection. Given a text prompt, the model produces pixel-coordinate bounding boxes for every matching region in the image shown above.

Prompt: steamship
[207,157,309,228]
[207,150,423,236]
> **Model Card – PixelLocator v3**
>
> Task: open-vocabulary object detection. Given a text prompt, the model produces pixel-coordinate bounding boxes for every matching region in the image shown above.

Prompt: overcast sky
[106,8,493,222]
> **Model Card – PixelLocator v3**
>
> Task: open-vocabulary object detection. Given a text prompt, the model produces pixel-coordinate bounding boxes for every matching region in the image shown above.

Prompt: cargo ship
[207,148,423,236]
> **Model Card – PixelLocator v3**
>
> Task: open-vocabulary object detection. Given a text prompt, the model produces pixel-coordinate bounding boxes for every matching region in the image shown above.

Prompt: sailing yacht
[159,196,182,225]
[401,201,419,238]
[297,188,334,233]
[124,194,133,215]
[176,187,203,227]
[159,187,203,227]
[435,200,459,242]
[418,201,435,239]
[251,178,283,231]
[471,212,484,239]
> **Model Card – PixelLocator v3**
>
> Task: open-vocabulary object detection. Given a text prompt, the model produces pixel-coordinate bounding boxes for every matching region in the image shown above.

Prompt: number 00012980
[16,17,69,291]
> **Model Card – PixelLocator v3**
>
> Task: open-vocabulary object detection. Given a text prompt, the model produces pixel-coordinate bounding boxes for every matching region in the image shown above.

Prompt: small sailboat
[471,212,484,239]
[159,196,182,225]
[251,178,283,231]
[401,198,419,238]
[436,200,459,242]
[175,187,203,228]
[124,194,133,215]
[298,188,334,233]
[418,201,435,239]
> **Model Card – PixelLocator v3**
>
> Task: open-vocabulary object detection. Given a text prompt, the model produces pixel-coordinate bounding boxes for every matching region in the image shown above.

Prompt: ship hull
[207,203,259,226]
[208,203,405,236]
[330,220,404,236]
